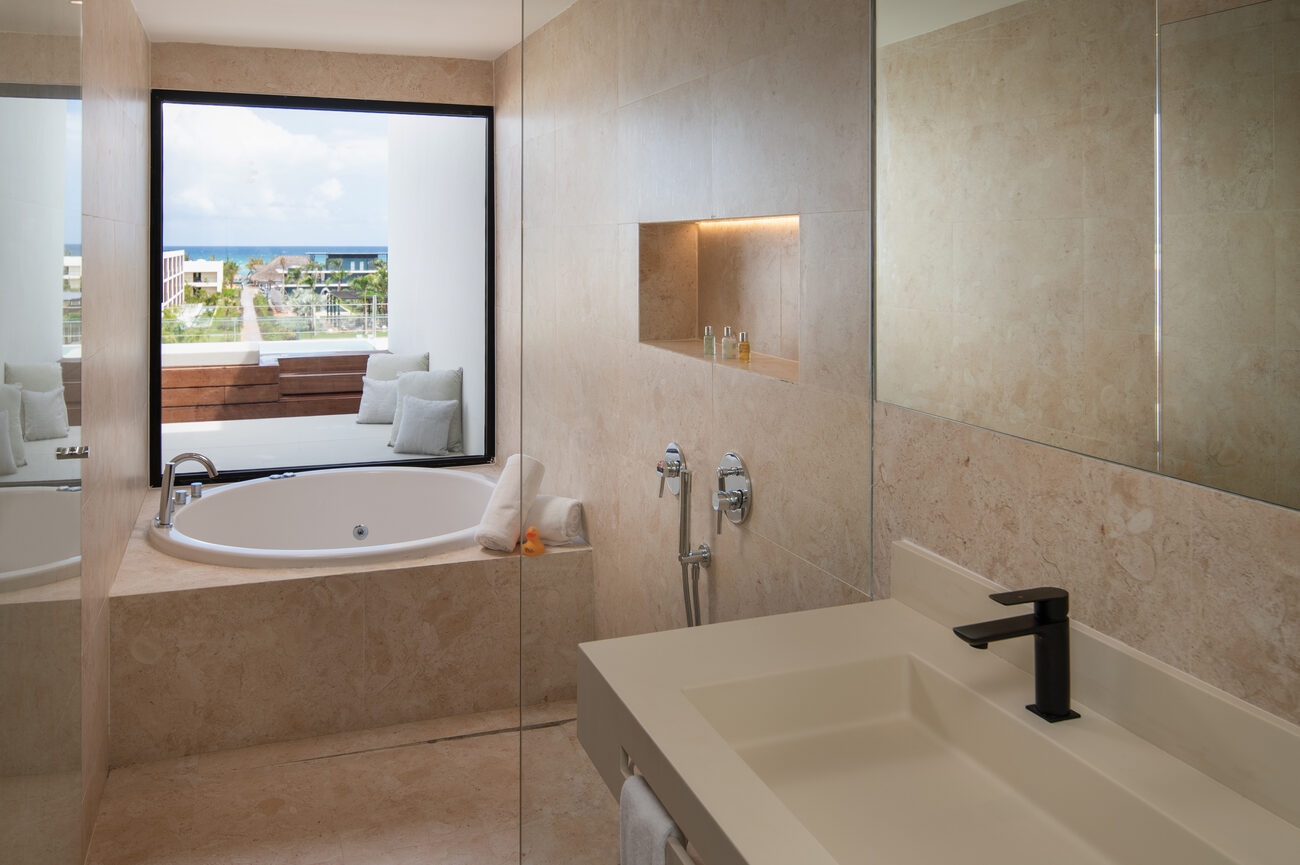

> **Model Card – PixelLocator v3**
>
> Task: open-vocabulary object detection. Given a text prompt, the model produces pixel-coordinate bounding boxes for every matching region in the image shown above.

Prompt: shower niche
[638,216,800,382]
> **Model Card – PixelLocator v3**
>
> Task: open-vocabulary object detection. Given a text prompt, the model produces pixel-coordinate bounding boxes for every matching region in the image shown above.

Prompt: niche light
[696,215,799,229]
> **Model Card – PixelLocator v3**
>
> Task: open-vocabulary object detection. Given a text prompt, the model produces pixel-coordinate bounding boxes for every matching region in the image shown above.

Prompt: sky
[162,103,390,246]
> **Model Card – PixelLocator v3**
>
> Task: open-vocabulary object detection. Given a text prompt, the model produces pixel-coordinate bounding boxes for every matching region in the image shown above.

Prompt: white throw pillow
[21,387,69,441]
[4,361,62,393]
[388,368,463,451]
[0,410,17,475]
[0,384,27,467]
[356,376,399,424]
[392,396,457,456]
[365,352,429,381]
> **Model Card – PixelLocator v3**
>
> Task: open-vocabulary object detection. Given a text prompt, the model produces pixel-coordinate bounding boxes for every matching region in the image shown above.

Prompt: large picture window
[149,91,494,484]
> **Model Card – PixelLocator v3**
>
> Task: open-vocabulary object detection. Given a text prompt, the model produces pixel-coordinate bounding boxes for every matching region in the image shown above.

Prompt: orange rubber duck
[522,525,545,557]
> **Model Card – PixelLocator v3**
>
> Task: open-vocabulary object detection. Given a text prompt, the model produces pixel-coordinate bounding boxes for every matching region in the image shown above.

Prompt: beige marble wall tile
[363,560,520,728]
[616,0,715,106]
[616,79,713,223]
[1275,72,1300,210]
[1163,212,1276,345]
[151,43,493,105]
[953,218,1084,329]
[550,0,619,128]
[554,113,619,226]
[696,220,796,358]
[0,32,79,86]
[1161,79,1275,215]
[873,403,1300,725]
[709,364,871,593]
[1161,341,1281,502]
[80,0,152,850]
[0,598,80,777]
[110,576,367,765]
[709,28,870,216]
[522,0,872,646]
[638,222,699,341]
[796,211,869,398]
[521,550,596,705]
[1160,0,1274,25]
[1279,211,1300,349]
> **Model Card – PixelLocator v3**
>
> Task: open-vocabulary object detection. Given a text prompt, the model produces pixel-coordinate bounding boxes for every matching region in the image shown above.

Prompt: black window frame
[149,89,496,487]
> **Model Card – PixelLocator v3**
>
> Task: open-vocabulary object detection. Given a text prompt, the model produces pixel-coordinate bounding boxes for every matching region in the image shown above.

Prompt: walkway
[239,285,263,342]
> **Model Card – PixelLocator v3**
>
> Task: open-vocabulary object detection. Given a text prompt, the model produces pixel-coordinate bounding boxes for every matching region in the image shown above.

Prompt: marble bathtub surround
[111,498,593,766]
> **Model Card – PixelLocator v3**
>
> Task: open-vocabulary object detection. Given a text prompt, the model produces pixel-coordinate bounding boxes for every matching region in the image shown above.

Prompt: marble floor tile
[87,705,616,865]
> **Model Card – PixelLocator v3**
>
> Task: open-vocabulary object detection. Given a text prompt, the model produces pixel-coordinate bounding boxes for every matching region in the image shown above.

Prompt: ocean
[161,245,388,270]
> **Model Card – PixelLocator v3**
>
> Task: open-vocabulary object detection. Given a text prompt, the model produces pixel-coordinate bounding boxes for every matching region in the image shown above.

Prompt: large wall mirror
[0,2,84,862]
[875,0,1298,510]
[150,91,495,483]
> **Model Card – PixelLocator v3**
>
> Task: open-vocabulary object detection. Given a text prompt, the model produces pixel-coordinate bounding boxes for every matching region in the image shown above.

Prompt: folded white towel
[475,454,545,552]
[525,494,583,543]
[620,775,683,865]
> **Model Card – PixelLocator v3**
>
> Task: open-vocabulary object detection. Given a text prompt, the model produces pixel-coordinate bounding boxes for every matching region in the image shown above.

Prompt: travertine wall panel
[151,43,493,105]
[517,0,872,640]
[80,0,152,850]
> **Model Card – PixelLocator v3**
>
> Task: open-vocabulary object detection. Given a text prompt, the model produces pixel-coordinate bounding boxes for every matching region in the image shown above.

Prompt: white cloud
[162,103,388,243]
[316,177,344,201]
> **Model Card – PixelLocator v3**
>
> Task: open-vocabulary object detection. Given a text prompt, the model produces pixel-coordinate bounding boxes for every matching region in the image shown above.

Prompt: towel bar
[666,835,693,865]
[622,748,697,863]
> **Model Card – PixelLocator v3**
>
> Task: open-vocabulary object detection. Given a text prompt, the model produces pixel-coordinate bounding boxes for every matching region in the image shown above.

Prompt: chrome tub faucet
[156,452,218,528]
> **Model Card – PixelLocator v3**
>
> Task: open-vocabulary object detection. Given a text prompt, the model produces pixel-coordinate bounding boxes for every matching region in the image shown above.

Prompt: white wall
[0,96,66,367]
[387,114,489,455]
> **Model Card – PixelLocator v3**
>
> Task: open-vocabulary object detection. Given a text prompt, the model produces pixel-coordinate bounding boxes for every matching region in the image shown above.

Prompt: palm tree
[325,258,343,289]
[244,257,264,282]
[222,258,239,290]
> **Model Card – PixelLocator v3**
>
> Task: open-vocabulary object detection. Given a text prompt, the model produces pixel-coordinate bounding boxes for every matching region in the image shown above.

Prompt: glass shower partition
[517,1,875,862]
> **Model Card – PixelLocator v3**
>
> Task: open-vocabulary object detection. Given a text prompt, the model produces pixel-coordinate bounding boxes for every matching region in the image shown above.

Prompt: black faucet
[953,587,1081,723]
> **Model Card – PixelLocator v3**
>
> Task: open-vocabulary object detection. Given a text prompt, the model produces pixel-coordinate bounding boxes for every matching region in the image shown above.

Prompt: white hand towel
[620,775,683,865]
[475,454,545,552]
[525,494,583,542]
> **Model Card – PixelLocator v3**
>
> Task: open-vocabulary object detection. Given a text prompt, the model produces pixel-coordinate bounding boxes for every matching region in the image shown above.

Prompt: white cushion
[392,396,457,456]
[355,376,399,424]
[21,387,69,441]
[365,352,429,381]
[388,368,463,451]
[0,384,27,467]
[0,410,17,475]
[4,361,61,393]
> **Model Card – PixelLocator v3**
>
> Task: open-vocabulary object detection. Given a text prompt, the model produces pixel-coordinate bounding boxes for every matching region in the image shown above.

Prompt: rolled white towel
[475,454,545,552]
[525,494,583,543]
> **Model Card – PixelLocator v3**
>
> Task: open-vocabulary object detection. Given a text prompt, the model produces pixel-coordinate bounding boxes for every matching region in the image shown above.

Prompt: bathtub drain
[352,524,369,541]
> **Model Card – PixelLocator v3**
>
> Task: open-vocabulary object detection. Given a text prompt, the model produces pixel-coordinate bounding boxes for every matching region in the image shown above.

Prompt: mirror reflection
[876,0,1298,510]
[1159,0,1300,508]
[0,3,84,863]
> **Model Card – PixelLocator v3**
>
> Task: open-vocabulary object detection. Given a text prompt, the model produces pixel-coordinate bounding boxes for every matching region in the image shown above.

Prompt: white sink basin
[685,655,1230,865]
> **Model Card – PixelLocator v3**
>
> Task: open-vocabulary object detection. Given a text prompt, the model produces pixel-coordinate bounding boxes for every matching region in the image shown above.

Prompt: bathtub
[148,467,496,568]
[0,486,81,592]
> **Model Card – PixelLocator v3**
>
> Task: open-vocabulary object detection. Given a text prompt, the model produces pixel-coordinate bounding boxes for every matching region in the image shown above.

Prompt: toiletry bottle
[738,331,751,363]
[703,324,715,357]
[721,326,738,360]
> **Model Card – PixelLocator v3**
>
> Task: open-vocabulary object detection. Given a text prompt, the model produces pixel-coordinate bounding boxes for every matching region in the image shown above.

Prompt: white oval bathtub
[0,486,81,592]
[148,467,496,568]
